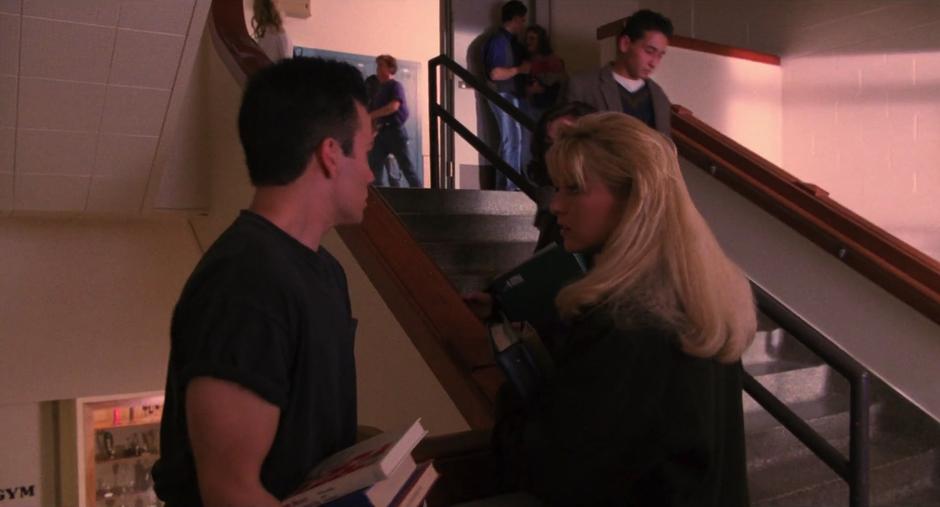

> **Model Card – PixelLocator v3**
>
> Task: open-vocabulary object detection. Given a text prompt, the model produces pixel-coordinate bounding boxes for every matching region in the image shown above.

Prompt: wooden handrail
[595,18,781,66]
[671,105,940,325]
[206,0,499,428]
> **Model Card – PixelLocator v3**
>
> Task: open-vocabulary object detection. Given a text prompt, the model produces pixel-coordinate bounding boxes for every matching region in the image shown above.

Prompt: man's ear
[314,137,340,179]
[617,34,631,54]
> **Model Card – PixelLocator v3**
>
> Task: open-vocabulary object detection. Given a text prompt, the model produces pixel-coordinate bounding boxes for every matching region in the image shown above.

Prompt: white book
[283,419,427,507]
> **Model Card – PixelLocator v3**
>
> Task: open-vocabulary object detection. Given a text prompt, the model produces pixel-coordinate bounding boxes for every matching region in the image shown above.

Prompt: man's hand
[187,377,282,507]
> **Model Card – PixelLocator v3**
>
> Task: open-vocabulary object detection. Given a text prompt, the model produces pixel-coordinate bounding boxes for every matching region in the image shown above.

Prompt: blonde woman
[493,112,756,506]
[252,0,293,62]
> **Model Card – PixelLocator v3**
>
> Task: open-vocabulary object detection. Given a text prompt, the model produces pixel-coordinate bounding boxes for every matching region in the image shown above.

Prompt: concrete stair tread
[396,214,539,243]
[745,394,849,435]
[743,364,847,415]
[749,430,935,505]
[745,358,823,376]
[875,485,940,507]
[378,187,537,215]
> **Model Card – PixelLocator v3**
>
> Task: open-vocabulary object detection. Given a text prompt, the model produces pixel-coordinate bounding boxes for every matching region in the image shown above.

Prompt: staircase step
[743,365,847,414]
[378,187,536,215]
[746,402,851,471]
[422,241,535,274]
[742,325,821,369]
[397,214,539,243]
[750,432,938,506]
[876,484,940,507]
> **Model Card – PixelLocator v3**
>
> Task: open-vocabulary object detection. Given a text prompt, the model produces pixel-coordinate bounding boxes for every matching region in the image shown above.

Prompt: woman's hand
[462,291,494,321]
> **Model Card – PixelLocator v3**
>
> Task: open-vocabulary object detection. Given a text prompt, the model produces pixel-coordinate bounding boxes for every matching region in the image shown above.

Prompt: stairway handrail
[428,55,539,198]
[748,281,870,507]
[671,106,940,328]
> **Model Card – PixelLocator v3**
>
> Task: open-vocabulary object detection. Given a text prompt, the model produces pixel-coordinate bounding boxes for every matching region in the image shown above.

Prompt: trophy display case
[78,393,164,507]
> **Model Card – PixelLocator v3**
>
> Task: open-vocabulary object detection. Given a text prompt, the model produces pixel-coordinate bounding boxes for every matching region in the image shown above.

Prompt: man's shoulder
[570,65,612,87]
[483,28,511,51]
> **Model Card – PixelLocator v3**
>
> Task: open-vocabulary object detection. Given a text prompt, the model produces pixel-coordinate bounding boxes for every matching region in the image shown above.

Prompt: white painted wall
[0,215,201,406]
[651,46,782,166]
[782,33,940,260]
[633,0,940,259]
[548,0,638,75]
[0,404,42,506]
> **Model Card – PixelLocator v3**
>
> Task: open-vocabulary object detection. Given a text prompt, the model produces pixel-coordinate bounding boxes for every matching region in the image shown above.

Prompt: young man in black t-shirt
[152,57,374,507]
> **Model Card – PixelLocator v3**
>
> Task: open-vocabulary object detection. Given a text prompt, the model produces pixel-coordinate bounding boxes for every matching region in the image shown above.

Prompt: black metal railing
[748,282,870,507]
[426,54,871,507]
[428,54,538,200]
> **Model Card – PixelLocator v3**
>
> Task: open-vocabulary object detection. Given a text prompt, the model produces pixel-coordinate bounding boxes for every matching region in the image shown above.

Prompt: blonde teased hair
[546,112,756,363]
[252,0,283,38]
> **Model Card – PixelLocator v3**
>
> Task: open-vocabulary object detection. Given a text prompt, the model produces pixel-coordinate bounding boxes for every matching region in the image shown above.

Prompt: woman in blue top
[492,112,757,506]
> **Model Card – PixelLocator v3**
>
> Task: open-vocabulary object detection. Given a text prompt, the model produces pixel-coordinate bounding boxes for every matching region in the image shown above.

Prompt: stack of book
[282,419,438,507]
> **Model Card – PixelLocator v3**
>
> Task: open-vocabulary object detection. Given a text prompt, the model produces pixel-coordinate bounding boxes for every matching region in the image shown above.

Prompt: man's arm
[186,376,282,507]
[489,60,530,82]
[369,99,401,120]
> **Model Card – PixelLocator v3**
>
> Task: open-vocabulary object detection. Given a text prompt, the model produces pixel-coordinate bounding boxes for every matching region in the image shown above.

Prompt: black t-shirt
[152,210,358,506]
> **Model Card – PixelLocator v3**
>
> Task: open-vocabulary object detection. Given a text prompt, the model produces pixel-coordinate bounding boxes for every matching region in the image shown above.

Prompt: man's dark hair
[526,101,597,187]
[619,9,673,41]
[526,24,552,55]
[501,1,527,22]
[238,57,367,186]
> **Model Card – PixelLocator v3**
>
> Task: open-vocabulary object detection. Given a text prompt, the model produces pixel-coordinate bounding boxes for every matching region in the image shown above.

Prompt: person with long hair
[494,112,757,506]
[523,25,566,120]
[252,0,293,62]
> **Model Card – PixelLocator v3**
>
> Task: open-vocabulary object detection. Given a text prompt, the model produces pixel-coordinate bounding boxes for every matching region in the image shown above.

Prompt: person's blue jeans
[368,125,421,187]
[488,92,525,191]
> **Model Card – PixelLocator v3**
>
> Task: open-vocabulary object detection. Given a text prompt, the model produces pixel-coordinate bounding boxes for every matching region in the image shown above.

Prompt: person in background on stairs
[484,0,531,191]
[474,113,757,506]
[525,101,596,252]
[251,0,293,62]
[152,58,373,507]
[368,54,421,187]
[523,24,567,122]
[566,9,673,138]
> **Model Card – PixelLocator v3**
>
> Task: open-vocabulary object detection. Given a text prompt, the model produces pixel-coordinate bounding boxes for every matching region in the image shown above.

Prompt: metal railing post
[428,60,441,189]
[849,371,871,507]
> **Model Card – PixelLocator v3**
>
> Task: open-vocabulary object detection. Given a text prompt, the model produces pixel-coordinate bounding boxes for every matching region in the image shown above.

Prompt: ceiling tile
[0,76,15,128]
[100,86,170,136]
[110,29,184,89]
[0,171,11,212]
[118,0,195,35]
[85,174,147,213]
[0,1,19,14]
[94,133,157,179]
[17,78,105,131]
[14,172,89,211]
[20,17,115,82]
[0,14,19,74]
[22,0,119,26]
[16,129,96,175]
[0,127,13,173]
